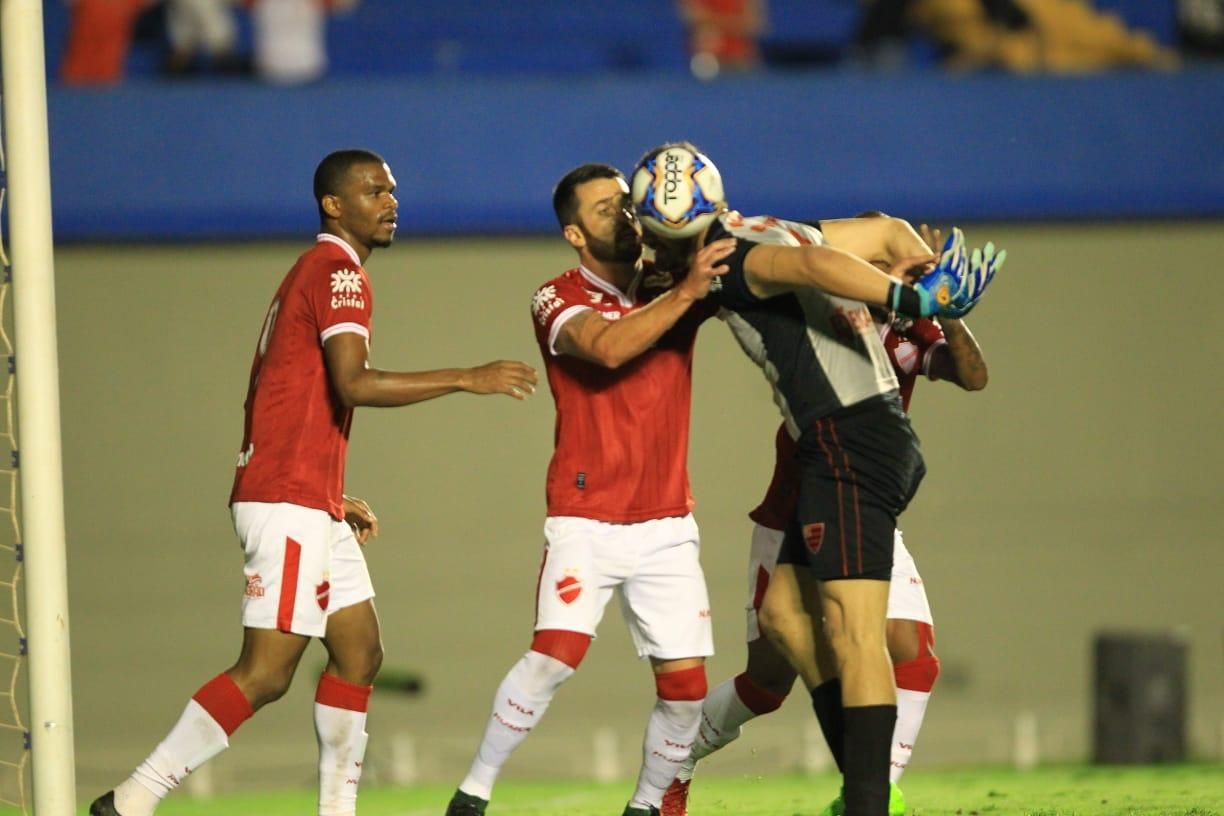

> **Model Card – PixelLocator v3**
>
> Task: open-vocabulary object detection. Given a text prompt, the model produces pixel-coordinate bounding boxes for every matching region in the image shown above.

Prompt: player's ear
[562,223,584,250]
[321,194,342,219]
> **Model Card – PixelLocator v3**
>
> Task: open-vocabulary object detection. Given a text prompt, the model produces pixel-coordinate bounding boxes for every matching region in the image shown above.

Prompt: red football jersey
[229,234,373,520]
[877,315,946,412]
[530,263,713,523]
[749,314,946,529]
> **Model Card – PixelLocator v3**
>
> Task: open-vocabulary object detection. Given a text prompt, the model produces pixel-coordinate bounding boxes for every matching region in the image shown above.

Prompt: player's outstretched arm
[819,215,932,269]
[555,237,736,369]
[742,242,937,317]
[324,333,538,406]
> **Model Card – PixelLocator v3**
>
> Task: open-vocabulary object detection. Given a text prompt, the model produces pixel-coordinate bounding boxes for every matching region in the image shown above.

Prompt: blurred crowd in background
[55,0,1224,87]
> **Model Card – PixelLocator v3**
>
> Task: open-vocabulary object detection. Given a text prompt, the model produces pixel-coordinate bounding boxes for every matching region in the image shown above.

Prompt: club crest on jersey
[245,573,265,599]
[330,269,366,310]
[803,523,825,554]
[556,574,582,605]
[893,340,919,375]
[316,580,331,611]
[532,284,564,326]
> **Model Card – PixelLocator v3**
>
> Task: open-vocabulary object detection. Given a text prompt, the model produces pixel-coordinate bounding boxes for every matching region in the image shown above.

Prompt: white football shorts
[745,525,933,641]
[232,501,375,638]
[536,514,714,660]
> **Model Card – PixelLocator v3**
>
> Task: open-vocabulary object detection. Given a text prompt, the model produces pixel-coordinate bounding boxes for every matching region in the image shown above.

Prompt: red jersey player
[663,221,990,816]
[91,149,537,816]
[444,163,735,816]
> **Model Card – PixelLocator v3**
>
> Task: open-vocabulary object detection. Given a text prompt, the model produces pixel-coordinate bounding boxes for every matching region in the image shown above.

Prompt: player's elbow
[585,336,636,370]
[960,370,988,391]
[331,377,366,408]
[594,349,633,370]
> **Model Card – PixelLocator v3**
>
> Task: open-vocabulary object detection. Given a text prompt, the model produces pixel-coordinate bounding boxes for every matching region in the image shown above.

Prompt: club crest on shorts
[556,575,582,605]
[316,580,331,611]
[244,573,265,599]
[803,523,826,554]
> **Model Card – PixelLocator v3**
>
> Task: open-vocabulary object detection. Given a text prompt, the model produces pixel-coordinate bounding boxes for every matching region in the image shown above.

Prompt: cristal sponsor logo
[245,573,265,599]
[531,284,564,326]
[331,269,366,309]
[316,580,330,611]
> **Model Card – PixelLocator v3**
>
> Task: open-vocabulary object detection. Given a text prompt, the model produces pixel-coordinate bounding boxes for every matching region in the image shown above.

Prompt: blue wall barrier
[48,67,1223,241]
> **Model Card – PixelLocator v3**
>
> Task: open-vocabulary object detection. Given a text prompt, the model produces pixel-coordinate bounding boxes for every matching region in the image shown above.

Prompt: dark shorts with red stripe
[779,395,925,581]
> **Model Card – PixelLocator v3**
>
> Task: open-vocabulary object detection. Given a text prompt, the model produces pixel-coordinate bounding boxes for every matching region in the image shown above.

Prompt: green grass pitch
[63,764,1224,816]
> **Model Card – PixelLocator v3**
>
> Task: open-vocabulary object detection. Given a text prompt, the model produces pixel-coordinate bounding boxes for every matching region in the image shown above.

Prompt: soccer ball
[631,146,725,240]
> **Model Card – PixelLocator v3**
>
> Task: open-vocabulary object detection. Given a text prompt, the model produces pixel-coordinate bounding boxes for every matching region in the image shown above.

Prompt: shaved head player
[91,149,537,816]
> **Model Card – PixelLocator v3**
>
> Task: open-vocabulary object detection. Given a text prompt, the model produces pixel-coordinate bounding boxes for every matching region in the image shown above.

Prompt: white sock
[677,677,758,781]
[890,687,931,783]
[630,697,702,809]
[116,700,230,816]
[460,650,574,800]
[316,703,369,816]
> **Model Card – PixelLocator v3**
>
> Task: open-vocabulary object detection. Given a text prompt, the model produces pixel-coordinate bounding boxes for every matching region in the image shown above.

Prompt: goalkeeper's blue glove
[895,227,967,317]
[941,241,1006,318]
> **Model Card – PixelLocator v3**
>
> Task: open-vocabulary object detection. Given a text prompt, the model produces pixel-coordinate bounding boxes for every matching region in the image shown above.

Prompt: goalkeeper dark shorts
[779,395,925,581]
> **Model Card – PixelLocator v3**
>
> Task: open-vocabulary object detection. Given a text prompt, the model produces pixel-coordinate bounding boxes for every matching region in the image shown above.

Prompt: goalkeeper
[633,141,1003,816]
[663,220,997,816]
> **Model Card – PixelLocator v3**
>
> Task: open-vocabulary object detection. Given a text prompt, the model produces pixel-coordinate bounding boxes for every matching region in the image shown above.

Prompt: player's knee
[894,653,940,692]
[232,666,296,709]
[886,618,922,664]
[755,602,791,647]
[744,644,798,700]
[358,641,384,685]
[520,647,579,695]
[893,622,939,692]
[824,618,885,659]
[656,664,707,702]
[735,671,789,713]
[654,665,706,726]
[530,629,592,670]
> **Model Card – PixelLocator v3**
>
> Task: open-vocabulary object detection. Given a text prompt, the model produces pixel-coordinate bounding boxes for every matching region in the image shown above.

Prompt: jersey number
[257,299,281,358]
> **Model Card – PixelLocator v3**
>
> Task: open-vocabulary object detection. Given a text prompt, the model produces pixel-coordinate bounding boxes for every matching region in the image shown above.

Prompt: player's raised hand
[342,494,379,546]
[678,237,737,299]
[462,360,539,400]
[943,241,1007,318]
[909,227,968,316]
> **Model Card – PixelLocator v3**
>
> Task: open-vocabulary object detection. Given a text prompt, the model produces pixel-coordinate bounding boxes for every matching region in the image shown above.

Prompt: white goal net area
[0,85,29,816]
[1,1,79,814]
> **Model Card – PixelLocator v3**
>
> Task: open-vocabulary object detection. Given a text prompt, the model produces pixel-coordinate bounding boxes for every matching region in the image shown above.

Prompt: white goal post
[1,1,78,815]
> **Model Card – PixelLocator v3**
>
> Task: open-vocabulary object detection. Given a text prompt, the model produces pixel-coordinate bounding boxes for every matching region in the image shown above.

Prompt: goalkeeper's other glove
[891,227,967,317]
[941,241,1006,318]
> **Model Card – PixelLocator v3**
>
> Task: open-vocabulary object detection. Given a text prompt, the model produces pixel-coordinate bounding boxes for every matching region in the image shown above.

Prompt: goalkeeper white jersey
[707,211,900,438]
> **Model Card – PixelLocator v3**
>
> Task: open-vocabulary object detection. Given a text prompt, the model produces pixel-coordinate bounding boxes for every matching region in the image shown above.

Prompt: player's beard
[650,237,694,276]
[585,224,642,265]
[371,220,396,248]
